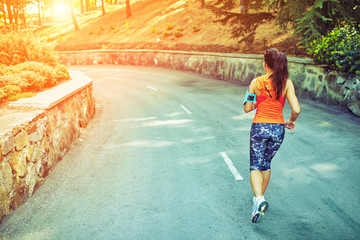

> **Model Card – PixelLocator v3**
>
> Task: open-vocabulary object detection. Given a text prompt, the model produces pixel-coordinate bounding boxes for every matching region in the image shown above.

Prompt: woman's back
[252,75,286,124]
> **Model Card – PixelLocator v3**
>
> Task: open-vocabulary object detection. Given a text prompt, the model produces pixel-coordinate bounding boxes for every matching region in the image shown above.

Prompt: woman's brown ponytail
[264,48,289,100]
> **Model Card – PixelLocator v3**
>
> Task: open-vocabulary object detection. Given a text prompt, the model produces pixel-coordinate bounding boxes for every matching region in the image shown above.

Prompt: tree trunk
[85,0,90,11]
[240,0,248,13]
[38,0,41,26]
[101,0,106,15]
[69,0,79,31]
[80,0,85,14]
[1,1,7,25]
[6,2,13,24]
[126,0,131,18]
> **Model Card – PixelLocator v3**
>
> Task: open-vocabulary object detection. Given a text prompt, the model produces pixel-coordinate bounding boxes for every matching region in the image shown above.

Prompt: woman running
[243,48,300,223]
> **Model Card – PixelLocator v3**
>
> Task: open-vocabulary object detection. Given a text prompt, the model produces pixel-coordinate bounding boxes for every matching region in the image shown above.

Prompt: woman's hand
[285,119,296,130]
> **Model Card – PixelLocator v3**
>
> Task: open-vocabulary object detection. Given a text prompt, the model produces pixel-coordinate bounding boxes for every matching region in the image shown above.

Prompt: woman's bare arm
[244,79,258,113]
[285,80,300,129]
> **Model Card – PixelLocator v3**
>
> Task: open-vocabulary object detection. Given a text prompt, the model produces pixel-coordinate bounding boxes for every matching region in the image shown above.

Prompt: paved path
[1,65,359,239]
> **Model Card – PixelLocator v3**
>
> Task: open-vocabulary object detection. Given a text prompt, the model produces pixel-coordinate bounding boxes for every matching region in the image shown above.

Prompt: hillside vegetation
[40,0,305,57]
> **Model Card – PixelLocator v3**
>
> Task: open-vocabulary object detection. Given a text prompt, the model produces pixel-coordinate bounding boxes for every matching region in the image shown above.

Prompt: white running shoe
[257,196,269,213]
[252,197,264,223]
[253,196,269,213]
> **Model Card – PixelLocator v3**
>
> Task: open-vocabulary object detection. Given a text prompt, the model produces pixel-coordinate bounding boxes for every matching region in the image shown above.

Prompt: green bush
[162,31,171,37]
[0,31,58,66]
[307,23,360,74]
[166,23,173,30]
[0,62,70,102]
[8,92,37,101]
[191,25,200,32]
[174,31,183,38]
[0,31,70,103]
[2,85,21,97]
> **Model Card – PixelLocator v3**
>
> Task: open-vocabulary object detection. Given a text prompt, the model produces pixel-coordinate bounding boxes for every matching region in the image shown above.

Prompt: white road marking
[180,105,192,114]
[147,86,158,91]
[220,152,243,181]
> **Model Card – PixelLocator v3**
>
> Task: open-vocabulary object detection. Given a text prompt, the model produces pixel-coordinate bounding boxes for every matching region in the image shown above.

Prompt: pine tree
[210,0,274,45]
[210,0,360,47]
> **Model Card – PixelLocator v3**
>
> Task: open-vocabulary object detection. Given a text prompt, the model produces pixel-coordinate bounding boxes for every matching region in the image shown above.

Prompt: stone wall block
[336,75,346,84]
[31,144,44,163]
[0,187,11,223]
[14,131,29,151]
[35,158,44,178]
[9,151,27,177]
[0,162,13,194]
[344,79,357,90]
[25,162,36,197]
[348,102,360,117]
[12,126,22,136]
[1,133,14,156]
[41,138,51,153]
[25,145,34,162]
[11,176,27,210]
[29,132,38,143]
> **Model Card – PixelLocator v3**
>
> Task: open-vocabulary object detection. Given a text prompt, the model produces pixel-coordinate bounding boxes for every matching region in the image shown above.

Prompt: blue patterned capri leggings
[250,123,285,171]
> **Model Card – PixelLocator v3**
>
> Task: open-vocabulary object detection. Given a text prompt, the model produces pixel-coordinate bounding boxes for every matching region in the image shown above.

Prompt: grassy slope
[39,0,306,56]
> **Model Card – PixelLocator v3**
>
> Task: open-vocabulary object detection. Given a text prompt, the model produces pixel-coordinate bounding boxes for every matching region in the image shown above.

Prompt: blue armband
[243,88,256,105]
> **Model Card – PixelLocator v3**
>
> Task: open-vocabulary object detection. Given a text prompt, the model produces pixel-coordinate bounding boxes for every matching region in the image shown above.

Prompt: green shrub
[2,85,21,97]
[55,64,70,82]
[15,62,58,87]
[166,23,173,30]
[0,31,70,102]
[17,71,47,91]
[0,31,58,66]
[8,92,37,101]
[191,25,200,32]
[307,23,360,74]
[162,31,171,37]
[174,31,183,38]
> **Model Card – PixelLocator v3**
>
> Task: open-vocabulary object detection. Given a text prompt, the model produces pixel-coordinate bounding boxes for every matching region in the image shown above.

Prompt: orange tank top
[253,75,285,124]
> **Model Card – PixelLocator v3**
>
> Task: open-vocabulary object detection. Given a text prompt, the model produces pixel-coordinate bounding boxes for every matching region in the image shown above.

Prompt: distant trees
[101,0,105,15]
[211,0,273,45]
[0,0,30,26]
[211,0,360,47]
[68,0,79,31]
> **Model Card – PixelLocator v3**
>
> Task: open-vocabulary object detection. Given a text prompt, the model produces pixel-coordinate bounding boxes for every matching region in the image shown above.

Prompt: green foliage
[294,0,341,47]
[191,25,200,32]
[162,31,171,37]
[175,26,183,32]
[0,31,58,66]
[8,92,37,102]
[166,23,173,30]
[174,31,183,38]
[0,62,70,102]
[210,0,274,44]
[0,31,70,102]
[307,23,360,74]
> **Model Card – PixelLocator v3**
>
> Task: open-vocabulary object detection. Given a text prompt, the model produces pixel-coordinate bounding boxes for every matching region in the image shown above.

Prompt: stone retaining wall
[0,71,95,223]
[60,49,360,117]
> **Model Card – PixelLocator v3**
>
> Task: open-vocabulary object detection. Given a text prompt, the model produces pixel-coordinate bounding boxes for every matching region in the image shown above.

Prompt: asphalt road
[1,65,359,240]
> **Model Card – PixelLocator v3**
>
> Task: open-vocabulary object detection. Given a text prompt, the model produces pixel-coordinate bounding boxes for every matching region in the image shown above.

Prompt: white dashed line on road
[147,86,158,91]
[180,105,192,114]
[220,152,243,181]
